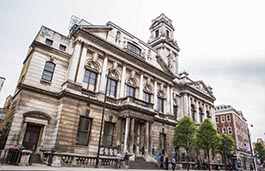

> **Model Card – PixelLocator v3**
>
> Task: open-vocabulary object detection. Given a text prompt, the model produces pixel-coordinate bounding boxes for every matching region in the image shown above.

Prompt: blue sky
[0,0,264,141]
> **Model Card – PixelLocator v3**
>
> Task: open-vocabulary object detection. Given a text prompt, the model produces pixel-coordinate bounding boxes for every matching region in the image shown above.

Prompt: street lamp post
[95,69,110,168]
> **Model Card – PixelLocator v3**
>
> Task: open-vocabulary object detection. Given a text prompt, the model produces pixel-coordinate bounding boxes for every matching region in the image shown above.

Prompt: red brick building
[215,105,252,170]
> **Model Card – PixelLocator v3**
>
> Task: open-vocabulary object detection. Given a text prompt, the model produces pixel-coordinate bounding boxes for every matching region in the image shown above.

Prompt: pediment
[187,81,214,99]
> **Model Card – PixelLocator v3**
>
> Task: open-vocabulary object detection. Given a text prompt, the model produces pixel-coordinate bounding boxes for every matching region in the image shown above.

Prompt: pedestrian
[157,154,161,168]
[165,154,169,170]
[250,163,253,171]
[141,146,145,155]
[160,154,164,169]
[171,156,176,171]
[28,145,35,165]
[116,151,121,169]
[124,151,132,169]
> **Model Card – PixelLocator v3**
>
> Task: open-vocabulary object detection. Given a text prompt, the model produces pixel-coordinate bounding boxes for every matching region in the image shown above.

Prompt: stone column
[166,86,170,114]
[139,73,144,100]
[116,119,121,146]
[204,105,207,120]
[39,126,47,152]
[137,123,140,154]
[18,122,27,145]
[76,46,88,83]
[130,118,135,153]
[170,88,174,115]
[145,122,149,154]
[67,41,82,81]
[149,122,153,154]
[124,117,130,152]
[99,55,108,93]
[188,96,192,117]
[119,64,126,98]
[183,93,188,116]
[153,80,157,110]
[196,100,199,124]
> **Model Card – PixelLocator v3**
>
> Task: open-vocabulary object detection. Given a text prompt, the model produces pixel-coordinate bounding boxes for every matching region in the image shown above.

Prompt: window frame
[143,91,151,103]
[157,97,164,113]
[83,69,97,91]
[126,85,135,97]
[106,78,117,97]
[127,42,141,56]
[76,116,92,146]
[41,61,55,82]
[102,121,115,146]
[45,38,53,46]
[59,44,67,51]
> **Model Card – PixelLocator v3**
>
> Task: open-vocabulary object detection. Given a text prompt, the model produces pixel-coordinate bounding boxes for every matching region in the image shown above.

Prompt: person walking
[160,154,164,169]
[141,145,145,155]
[116,151,121,169]
[124,151,132,170]
[157,154,161,168]
[165,154,169,170]
[171,156,176,171]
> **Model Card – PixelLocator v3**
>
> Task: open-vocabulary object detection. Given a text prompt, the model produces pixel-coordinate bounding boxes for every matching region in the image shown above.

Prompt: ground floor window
[102,122,115,146]
[76,116,92,145]
[159,133,166,153]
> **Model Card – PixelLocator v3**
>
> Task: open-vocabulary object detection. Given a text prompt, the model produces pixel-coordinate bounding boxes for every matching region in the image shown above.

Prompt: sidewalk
[0,163,162,171]
[0,163,245,171]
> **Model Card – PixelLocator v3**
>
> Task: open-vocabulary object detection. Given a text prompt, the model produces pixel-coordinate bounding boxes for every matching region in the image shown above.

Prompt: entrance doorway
[22,124,42,150]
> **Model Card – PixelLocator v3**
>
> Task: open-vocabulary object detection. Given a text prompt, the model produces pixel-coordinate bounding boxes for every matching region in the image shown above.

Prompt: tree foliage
[254,142,265,165]
[217,134,236,169]
[196,119,219,171]
[173,115,197,171]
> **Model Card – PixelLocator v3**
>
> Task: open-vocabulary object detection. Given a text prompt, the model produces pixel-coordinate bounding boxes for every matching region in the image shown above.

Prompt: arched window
[199,108,204,123]
[127,42,141,56]
[83,69,97,91]
[191,104,196,121]
[41,61,55,82]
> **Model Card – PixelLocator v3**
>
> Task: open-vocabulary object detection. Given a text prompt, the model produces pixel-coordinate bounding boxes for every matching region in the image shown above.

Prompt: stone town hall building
[2,14,215,166]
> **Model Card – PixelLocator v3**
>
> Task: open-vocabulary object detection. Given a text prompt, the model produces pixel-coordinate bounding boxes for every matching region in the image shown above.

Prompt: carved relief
[144,77,153,93]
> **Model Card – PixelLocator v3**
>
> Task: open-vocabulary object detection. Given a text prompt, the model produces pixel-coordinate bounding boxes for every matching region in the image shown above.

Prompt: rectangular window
[166,30,169,38]
[159,133,166,150]
[157,97,164,113]
[143,92,151,103]
[221,115,225,123]
[45,38,53,46]
[107,78,117,97]
[41,61,55,82]
[126,85,135,97]
[102,122,115,146]
[0,113,6,122]
[83,69,97,91]
[222,127,226,134]
[127,42,141,56]
[76,116,92,145]
[226,115,231,122]
[228,127,232,135]
[216,117,219,123]
[173,106,178,120]
[155,30,159,38]
[59,44,67,51]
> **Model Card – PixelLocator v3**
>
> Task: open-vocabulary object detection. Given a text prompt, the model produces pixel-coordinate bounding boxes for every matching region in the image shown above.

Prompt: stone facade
[2,14,215,165]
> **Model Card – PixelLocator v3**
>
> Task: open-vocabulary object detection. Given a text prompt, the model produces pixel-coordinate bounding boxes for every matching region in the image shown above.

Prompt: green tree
[173,116,196,171]
[217,134,236,170]
[254,142,265,165]
[197,119,219,171]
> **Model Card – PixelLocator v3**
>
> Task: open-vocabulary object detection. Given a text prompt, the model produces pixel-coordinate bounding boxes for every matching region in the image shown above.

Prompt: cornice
[72,28,176,82]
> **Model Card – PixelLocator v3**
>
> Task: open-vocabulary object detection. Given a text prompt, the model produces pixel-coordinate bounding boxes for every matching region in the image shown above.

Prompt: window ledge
[40,79,52,85]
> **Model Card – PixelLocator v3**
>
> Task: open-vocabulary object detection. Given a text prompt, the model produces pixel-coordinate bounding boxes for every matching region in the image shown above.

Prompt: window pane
[103,122,115,146]
[76,117,92,145]
[41,61,55,82]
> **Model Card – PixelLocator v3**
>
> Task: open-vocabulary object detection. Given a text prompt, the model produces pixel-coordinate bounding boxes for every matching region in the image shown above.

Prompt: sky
[0,0,264,141]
